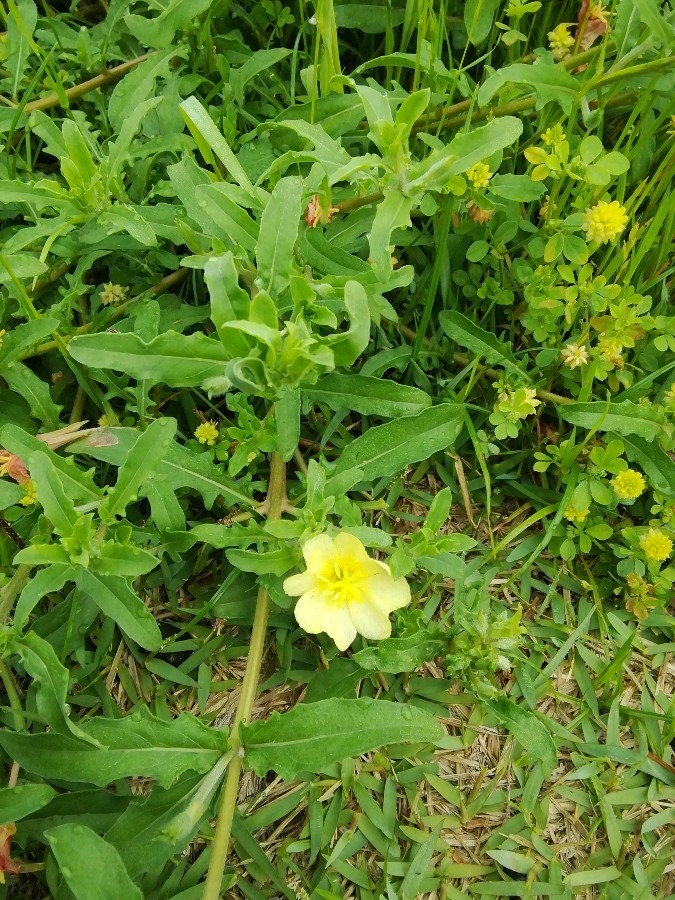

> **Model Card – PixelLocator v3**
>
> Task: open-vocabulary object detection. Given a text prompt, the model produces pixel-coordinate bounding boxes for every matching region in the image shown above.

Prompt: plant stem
[202,451,286,900]
[0,565,31,623]
[17,53,153,114]
[0,659,25,733]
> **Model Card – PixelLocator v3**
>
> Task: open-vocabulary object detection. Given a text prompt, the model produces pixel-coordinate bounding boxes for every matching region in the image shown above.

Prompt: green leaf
[231,48,292,104]
[179,96,261,201]
[256,176,303,296]
[478,62,580,114]
[28,453,78,536]
[0,783,56,822]
[353,632,448,674]
[443,116,524,176]
[68,331,230,389]
[633,0,673,51]
[614,432,675,497]
[0,479,23,509]
[75,571,162,651]
[0,708,227,788]
[484,697,557,776]
[464,0,500,46]
[304,373,431,417]
[368,191,413,278]
[276,389,300,462]
[489,174,546,201]
[10,632,98,744]
[125,0,211,49]
[99,418,176,521]
[327,280,371,367]
[108,48,184,132]
[486,848,536,874]
[3,362,61,428]
[330,403,464,482]
[0,318,59,366]
[46,823,142,900]
[14,564,75,629]
[243,698,443,780]
[561,402,664,442]
[440,310,521,372]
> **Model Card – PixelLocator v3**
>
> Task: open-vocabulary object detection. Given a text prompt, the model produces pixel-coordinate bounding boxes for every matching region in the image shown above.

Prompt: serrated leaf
[100,418,176,520]
[0,708,227,788]
[243,698,443,780]
[440,310,522,372]
[75,570,162,651]
[478,62,579,114]
[353,632,448,674]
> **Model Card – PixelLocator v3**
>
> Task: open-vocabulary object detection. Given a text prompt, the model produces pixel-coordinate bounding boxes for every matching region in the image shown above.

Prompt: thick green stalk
[202,452,286,900]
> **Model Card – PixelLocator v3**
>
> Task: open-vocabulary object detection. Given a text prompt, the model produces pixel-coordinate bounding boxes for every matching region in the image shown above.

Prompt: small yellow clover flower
[561,343,589,369]
[466,162,492,190]
[639,528,673,562]
[194,420,219,446]
[564,505,589,524]
[19,480,38,507]
[611,469,645,501]
[583,200,628,244]
[283,532,411,651]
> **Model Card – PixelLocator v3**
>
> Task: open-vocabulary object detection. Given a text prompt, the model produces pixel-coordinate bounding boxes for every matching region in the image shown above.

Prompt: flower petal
[333,532,371,564]
[283,572,318,596]
[362,573,411,613]
[294,590,357,651]
[348,598,392,641]
[302,534,335,572]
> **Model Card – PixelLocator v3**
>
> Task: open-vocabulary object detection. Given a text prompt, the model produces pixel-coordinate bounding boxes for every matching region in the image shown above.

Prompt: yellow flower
[597,335,624,369]
[548,23,574,59]
[564,505,589,524]
[542,124,566,147]
[0,329,6,349]
[194,421,219,446]
[639,528,673,562]
[466,162,492,190]
[583,200,628,244]
[611,469,645,501]
[283,532,411,651]
[663,383,675,411]
[561,343,589,369]
[99,282,129,306]
[19,480,38,507]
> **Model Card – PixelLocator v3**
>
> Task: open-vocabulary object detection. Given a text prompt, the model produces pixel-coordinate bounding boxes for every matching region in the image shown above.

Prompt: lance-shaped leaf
[242,698,443,780]
[205,252,252,356]
[29,453,79,536]
[256,176,304,297]
[99,418,176,521]
[0,784,56,823]
[0,708,227,789]
[368,191,413,278]
[10,632,99,745]
[46,824,142,900]
[440,310,524,375]
[68,331,230,389]
[326,280,371,367]
[561,401,664,442]
[304,373,431,417]
[478,63,579,114]
[14,564,75,629]
[75,571,162,651]
[3,363,61,428]
[329,403,464,483]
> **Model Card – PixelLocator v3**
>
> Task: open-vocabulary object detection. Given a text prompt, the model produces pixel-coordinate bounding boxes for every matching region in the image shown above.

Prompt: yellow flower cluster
[548,23,574,59]
[0,329,6,349]
[611,469,645,501]
[564,505,589,524]
[639,528,673,562]
[542,124,566,148]
[466,162,492,190]
[283,532,411,651]
[583,201,628,244]
[19,480,38,507]
[194,421,219,446]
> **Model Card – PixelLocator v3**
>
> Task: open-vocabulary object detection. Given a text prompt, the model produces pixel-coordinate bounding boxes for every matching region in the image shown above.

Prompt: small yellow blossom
[583,200,628,244]
[194,421,219,447]
[100,282,129,306]
[663,383,675,410]
[639,528,673,562]
[466,200,493,224]
[19,480,38,507]
[0,329,6,349]
[564,505,589,523]
[98,415,110,427]
[466,162,492,190]
[561,343,589,369]
[542,124,566,147]
[283,532,411,651]
[597,335,624,368]
[611,469,646,501]
[548,23,574,59]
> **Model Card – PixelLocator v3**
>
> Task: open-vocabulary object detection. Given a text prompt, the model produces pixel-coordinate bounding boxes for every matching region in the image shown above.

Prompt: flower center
[317,561,365,606]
